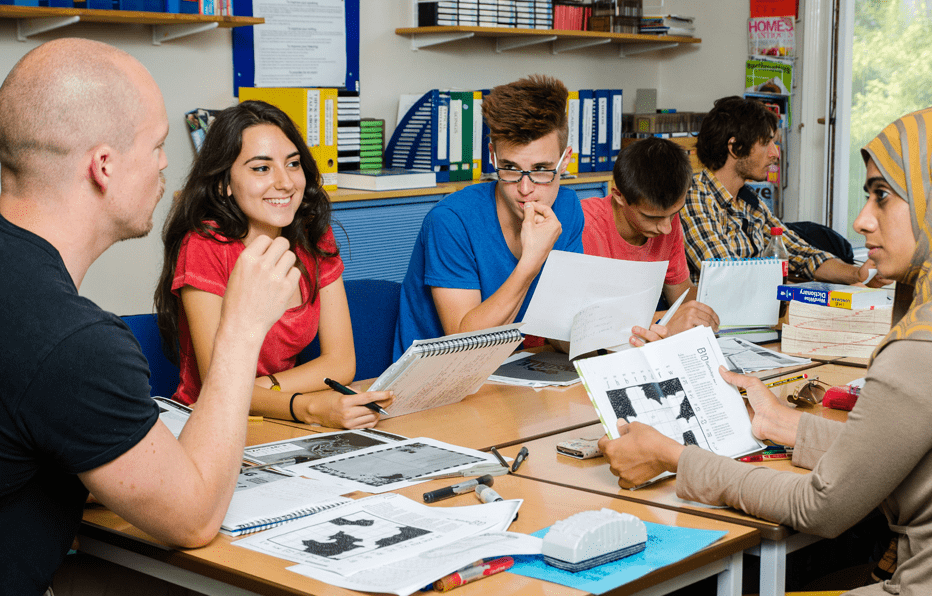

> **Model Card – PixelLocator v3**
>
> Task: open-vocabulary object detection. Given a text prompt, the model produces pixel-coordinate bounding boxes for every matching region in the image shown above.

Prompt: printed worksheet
[575,326,764,459]
[289,532,542,596]
[287,437,498,493]
[234,493,522,577]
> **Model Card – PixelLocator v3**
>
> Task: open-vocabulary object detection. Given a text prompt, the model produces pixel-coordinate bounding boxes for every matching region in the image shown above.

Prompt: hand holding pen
[324,378,391,416]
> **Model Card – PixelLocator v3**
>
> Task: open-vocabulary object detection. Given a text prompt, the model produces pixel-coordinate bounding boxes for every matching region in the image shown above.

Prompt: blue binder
[594,89,611,172]
[578,90,595,173]
[609,89,623,168]
[385,90,451,183]
[479,89,494,176]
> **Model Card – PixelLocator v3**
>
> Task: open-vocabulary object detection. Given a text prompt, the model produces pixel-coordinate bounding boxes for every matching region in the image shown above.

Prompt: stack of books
[417,1,551,29]
[778,282,894,358]
[553,2,592,30]
[337,91,361,173]
[639,14,695,36]
[360,119,384,170]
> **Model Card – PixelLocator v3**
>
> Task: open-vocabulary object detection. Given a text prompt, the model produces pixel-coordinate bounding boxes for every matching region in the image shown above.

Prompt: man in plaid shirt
[682,96,881,285]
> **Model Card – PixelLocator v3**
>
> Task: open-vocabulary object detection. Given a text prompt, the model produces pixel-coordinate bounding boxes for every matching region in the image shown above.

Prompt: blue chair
[299,279,402,381]
[122,313,181,398]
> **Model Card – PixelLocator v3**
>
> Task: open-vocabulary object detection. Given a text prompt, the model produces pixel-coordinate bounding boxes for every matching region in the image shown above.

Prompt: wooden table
[275,379,602,451]
[79,419,760,596]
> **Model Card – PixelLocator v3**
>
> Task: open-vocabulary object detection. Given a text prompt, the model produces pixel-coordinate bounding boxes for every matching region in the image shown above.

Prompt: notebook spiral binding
[418,328,524,358]
[232,499,345,536]
[704,257,778,265]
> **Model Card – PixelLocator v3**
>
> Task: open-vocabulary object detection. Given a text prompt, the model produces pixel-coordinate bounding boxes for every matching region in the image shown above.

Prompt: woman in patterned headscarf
[599,107,932,595]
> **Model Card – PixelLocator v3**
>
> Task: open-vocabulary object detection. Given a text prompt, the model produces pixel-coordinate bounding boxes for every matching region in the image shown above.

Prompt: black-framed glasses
[493,148,569,185]
[787,378,831,406]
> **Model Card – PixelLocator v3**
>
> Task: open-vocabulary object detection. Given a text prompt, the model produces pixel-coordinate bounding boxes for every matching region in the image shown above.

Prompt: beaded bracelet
[289,393,302,423]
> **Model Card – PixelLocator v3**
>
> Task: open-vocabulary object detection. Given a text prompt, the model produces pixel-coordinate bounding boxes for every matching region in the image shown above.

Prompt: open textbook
[575,326,764,474]
[521,251,667,360]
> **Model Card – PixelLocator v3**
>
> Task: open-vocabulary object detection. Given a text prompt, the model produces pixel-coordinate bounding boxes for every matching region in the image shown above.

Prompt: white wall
[0,0,756,315]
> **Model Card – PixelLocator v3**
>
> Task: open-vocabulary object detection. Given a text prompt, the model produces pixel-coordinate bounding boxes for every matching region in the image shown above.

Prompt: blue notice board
[231,0,360,95]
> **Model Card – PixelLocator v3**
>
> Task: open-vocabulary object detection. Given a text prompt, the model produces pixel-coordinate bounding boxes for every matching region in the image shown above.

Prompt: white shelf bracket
[496,34,556,52]
[618,41,678,57]
[17,15,80,41]
[408,31,474,50]
[152,21,219,45]
[552,37,611,54]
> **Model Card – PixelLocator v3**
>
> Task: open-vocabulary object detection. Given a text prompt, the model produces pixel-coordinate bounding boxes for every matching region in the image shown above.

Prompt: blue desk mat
[508,521,727,595]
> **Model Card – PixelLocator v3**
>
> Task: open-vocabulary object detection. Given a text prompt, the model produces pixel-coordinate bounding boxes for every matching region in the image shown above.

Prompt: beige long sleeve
[676,340,932,540]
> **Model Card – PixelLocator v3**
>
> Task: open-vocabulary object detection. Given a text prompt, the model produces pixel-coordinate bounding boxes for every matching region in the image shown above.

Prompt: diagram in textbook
[605,378,710,449]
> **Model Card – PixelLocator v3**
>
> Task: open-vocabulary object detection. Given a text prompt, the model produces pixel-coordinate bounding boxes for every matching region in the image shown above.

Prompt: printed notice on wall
[253,0,347,88]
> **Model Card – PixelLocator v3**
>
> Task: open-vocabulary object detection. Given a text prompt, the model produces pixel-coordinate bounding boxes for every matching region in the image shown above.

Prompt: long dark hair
[154,100,336,365]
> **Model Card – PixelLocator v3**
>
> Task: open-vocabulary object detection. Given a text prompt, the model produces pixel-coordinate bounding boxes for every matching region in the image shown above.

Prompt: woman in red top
[155,101,392,428]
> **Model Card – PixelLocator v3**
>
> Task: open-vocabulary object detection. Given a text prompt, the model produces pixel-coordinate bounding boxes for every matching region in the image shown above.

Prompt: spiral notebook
[371,324,524,418]
[222,476,350,536]
[697,258,782,330]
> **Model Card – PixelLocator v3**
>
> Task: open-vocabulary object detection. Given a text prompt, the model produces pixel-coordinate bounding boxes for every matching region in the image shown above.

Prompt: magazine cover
[748,16,795,57]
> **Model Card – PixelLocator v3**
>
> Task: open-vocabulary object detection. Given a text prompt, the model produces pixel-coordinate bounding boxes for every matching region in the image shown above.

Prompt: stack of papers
[235,493,535,596]
[717,337,810,373]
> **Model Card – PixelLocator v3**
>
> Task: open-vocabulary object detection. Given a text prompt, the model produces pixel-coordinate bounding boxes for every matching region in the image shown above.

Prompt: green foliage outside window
[847,0,932,239]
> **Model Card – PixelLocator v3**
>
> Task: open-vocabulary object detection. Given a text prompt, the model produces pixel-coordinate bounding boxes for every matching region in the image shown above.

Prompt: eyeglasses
[787,378,832,406]
[493,148,569,185]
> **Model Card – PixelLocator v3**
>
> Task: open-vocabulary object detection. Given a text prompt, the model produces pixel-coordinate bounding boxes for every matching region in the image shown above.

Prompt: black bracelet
[289,393,302,423]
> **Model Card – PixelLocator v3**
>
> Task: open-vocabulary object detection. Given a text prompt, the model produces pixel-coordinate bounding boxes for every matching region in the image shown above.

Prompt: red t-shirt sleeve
[172,230,237,297]
[316,226,345,290]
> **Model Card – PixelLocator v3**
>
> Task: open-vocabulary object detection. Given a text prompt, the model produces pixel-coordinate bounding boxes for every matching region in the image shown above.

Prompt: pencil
[740,373,809,395]
[765,373,809,389]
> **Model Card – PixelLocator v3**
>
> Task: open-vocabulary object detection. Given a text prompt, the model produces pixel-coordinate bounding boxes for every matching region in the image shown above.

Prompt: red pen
[433,556,515,592]
[740,453,791,462]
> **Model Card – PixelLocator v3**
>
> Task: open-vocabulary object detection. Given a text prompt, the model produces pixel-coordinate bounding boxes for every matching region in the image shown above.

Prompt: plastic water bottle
[763,227,790,318]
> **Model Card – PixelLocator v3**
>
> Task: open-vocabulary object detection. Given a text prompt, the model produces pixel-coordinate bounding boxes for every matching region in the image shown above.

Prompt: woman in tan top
[598,108,932,596]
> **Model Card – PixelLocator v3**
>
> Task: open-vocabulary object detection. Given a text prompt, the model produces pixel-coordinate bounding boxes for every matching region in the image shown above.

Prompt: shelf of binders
[0,5,263,44]
[395,25,700,56]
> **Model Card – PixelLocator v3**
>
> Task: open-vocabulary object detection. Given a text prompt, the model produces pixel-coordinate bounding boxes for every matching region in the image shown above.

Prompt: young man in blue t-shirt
[394,75,585,358]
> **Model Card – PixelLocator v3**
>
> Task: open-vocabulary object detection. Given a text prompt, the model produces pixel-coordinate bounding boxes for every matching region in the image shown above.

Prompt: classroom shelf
[0,5,262,44]
[395,25,700,56]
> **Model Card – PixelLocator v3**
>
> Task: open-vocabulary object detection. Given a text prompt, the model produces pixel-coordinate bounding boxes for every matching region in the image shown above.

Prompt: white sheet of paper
[568,290,655,360]
[521,251,667,342]
[234,493,522,577]
[252,0,347,88]
[289,531,542,596]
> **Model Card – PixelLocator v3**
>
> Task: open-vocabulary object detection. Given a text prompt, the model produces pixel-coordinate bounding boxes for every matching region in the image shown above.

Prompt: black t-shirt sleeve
[18,319,159,474]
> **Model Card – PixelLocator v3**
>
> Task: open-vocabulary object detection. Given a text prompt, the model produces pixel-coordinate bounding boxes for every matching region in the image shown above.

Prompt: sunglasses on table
[786,378,832,406]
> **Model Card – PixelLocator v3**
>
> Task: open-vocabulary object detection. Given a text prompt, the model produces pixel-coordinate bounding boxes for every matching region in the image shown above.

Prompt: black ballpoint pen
[324,377,389,416]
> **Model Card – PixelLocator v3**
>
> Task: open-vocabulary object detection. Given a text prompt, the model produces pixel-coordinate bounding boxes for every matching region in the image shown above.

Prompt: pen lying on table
[324,377,389,416]
[240,455,312,473]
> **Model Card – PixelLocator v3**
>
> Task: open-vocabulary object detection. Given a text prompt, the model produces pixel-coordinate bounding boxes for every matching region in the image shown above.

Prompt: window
[837,0,932,243]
